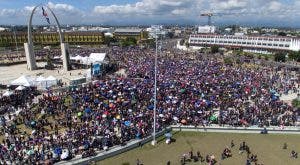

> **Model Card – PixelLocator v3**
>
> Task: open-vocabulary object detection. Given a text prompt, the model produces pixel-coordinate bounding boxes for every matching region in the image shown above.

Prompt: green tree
[288,51,300,62]
[278,31,287,36]
[264,56,269,61]
[179,39,185,45]
[211,45,219,54]
[292,97,300,108]
[224,57,233,65]
[166,32,174,38]
[274,52,286,62]
[104,36,116,46]
[121,37,137,47]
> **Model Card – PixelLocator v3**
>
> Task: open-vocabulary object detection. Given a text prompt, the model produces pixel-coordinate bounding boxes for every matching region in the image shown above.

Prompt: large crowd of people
[0,46,299,164]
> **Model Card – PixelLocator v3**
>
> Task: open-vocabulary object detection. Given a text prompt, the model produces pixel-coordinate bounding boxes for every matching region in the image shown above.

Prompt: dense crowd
[0,47,105,63]
[0,46,299,164]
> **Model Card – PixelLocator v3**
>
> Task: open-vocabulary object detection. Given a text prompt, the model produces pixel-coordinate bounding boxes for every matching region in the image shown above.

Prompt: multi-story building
[197,25,216,34]
[189,34,300,52]
[0,31,104,47]
[113,28,147,41]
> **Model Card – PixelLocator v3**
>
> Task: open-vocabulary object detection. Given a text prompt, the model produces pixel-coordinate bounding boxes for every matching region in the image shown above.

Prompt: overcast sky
[0,0,299,27]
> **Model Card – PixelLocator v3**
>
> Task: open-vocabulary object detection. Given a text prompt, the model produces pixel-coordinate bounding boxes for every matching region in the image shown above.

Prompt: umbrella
[94,99,100,104]
[30,121,36,126]
[124,121,131,126]
[181,119,187,124]
[26,149,34,155]
[148,105,154,110]
[109,103,114,108]
[60,149,69,160]
[85,108,92,113]
[77,112,82,117]
[116,115,121,120]
[210,115,218,121]
[54,147,62,155]
[180,89,186,93]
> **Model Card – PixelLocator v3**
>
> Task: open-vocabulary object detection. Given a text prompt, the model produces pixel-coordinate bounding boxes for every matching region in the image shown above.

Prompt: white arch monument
[24,5,70,71]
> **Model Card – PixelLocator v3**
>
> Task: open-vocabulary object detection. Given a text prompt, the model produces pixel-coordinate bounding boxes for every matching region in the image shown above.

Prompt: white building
[147,25,166,39]
[0,27,6,31]
[189,34,300,52]
[198,25,216,34]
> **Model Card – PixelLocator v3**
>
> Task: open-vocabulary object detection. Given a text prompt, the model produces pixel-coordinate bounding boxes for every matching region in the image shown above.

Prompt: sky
[0,0,300,27]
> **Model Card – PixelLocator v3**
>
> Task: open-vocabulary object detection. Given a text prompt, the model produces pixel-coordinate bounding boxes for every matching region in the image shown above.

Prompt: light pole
[151,28,159,146]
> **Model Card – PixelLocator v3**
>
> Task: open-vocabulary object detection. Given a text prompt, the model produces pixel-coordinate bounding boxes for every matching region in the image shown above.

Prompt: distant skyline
[1,0,300,27]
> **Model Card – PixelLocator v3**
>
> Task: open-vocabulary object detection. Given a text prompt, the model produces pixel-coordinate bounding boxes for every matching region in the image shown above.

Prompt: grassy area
[99,132,300,165]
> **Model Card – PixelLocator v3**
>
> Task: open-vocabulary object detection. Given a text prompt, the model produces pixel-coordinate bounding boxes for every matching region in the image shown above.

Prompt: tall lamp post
[151,28,159,146]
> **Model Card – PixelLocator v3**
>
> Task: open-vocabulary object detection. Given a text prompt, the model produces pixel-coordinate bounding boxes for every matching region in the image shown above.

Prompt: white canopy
[89,53,106,63]
[70,55,82,61]
[46,75,57,81]
[72,53,107,65]
[11,75,34,86]
[15,85,26,90]
[45,75,57,87]
[3,90,13,96]
[36,76,46,82]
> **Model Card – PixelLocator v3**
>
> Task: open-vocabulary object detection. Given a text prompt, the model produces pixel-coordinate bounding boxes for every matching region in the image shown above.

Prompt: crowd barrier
[171,124,300,134]
[57,127,171,165]
[56,125,299,165]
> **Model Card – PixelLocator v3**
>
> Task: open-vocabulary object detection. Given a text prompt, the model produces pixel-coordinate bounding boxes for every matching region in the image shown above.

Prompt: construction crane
[200,13,214,26]
[201,12,259,26]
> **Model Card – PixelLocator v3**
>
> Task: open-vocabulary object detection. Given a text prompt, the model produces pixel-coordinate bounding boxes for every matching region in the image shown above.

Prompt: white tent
[36,76,46,82]
[45,75,57,87]
[74,53,106,65]
[89,53,106,63]
[70,55,82,61]
[15,85,26,90]
[3,90,13,96]
[35,76,47,88]
[11,75,34,86]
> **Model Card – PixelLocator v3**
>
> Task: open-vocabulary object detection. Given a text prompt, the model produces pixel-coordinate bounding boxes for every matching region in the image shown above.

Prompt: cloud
[1,0,300,26]
[93,0,196,16]
[47,2,75,12]
[211,0,248,10]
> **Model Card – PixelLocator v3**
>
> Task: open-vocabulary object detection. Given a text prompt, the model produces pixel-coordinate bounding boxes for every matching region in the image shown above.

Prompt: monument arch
[24,5,70,71]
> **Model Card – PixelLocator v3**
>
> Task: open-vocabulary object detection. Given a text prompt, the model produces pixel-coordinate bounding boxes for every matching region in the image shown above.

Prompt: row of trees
[209,44,300,63]
[274,51,300,62]
[103,36,137,47]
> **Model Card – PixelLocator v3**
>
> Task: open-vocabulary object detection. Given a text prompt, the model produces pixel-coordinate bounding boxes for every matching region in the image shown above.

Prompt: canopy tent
[70,55,82,61]
[35,76,47,88]
[36,76,46,82]
[15,85,26,91]
[3,90,13,96]
[71,53,107,65]
[89,53,106,63]
[11,75,34,86]
[45,76,58,87]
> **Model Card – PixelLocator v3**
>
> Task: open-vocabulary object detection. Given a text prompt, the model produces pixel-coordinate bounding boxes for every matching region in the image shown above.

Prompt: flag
[46,18,50,24]
[42,7,50,24]
[42,7,47,17]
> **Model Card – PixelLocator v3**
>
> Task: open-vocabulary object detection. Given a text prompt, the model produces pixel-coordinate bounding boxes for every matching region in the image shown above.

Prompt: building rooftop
[114,28,143,33]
